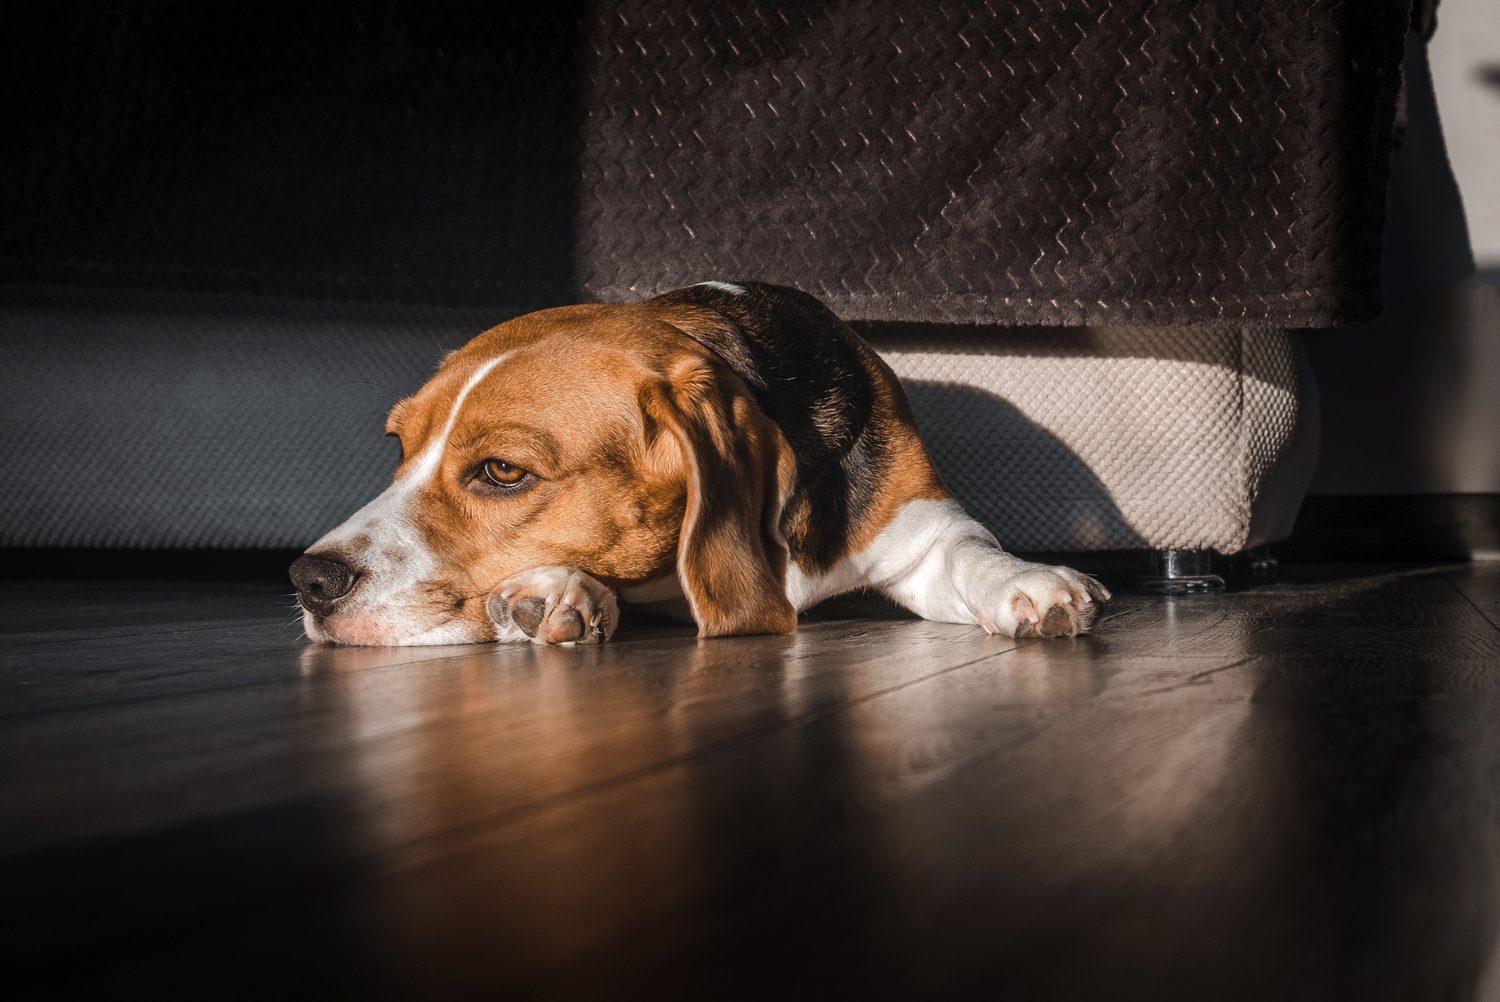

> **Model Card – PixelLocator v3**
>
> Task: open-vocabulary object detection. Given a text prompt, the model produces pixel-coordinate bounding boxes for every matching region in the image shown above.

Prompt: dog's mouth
[301,608,394,647]
[300,594,494,647]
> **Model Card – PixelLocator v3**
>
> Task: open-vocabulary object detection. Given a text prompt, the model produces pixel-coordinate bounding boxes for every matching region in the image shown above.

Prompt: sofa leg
[1236,546,1280,580]
[1137,549,1226,595]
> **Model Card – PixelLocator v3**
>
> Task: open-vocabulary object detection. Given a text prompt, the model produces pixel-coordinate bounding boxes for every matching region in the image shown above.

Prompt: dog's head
[291,303,798,645]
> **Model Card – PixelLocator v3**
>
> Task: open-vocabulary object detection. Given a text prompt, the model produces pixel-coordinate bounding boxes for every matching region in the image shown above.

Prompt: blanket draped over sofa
[2,1,1410,327]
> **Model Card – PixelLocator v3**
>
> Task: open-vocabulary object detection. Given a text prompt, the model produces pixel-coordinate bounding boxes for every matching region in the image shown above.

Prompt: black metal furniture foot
[1137,548,1226,594]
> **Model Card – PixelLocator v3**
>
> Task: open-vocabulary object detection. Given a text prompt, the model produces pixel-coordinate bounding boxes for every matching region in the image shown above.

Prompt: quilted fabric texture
[1,1,1408,326]
[864,323,1316,552]
[0,287,507,548]
[1,287,1313,553]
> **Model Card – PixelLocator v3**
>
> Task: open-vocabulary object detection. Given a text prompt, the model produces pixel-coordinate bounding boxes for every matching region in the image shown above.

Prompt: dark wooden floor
[3,563,1500,1000]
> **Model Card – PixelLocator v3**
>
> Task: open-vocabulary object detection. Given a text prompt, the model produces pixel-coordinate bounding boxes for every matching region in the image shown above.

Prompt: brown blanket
[0,1,1410,326]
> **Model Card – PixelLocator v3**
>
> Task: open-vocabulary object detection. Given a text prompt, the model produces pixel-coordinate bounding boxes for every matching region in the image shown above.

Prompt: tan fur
[641,354,798,637]
[372,303,807,640]
[308,295,1108,646]
[844,347,951,554]
[653,300,950,563]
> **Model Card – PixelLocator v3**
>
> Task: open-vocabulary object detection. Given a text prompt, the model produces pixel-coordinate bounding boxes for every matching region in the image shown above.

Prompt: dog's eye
[479,459,530,489]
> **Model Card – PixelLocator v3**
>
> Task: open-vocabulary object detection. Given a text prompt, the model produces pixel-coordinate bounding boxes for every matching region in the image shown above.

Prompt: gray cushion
[0,285,1315,553]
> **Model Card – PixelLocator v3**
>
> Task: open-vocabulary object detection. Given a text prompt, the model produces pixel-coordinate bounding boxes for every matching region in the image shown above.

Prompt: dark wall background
[0,0,588,307]
[1306,9,1500,501]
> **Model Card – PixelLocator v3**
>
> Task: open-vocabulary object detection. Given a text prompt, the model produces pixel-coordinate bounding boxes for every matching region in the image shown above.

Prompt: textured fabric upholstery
[0,287,505,548]
[865,325,1318,552]
[2,2,1408,326]
[0,287,1315,553]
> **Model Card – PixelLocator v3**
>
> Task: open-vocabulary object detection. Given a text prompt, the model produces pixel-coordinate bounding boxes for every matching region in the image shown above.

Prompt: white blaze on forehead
[313,351,510,558]
[397,351,512,491]
[695,281,747,295]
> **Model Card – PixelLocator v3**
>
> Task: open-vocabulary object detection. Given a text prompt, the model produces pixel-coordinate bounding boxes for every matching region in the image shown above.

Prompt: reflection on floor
[2,563,1498,999]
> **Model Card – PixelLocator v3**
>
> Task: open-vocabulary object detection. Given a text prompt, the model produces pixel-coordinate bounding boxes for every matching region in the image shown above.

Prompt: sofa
[0,2,1412,589]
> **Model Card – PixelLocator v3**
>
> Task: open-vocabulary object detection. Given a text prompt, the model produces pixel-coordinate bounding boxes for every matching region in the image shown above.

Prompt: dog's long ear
[644,356,798,638]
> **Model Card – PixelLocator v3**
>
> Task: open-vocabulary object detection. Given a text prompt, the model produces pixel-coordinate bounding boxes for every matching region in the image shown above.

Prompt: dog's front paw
[977,565,1111,639]
[486,567,619,645]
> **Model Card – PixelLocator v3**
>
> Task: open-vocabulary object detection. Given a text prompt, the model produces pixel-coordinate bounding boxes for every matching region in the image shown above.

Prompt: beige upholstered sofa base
[0,286,1318,558]
[866,326,1320,556]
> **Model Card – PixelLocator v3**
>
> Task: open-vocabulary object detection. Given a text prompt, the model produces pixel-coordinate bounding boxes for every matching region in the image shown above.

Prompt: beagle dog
[290,282,1109,646]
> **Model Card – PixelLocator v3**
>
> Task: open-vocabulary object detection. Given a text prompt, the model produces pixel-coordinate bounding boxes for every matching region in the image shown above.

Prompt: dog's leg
[856,499,1110,638]
[486,566,620,645]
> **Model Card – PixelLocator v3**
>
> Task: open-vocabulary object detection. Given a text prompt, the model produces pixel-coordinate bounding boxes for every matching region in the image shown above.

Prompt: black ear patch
[652,282,891,569]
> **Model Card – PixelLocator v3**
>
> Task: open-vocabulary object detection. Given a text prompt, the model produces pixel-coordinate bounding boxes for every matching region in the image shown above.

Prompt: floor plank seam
[1443,573,1500,635]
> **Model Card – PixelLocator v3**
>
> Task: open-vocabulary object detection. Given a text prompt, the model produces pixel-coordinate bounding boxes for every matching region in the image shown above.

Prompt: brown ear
[647,357,798,638]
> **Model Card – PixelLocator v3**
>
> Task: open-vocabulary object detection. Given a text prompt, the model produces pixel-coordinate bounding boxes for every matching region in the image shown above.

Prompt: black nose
[290,554,359,616]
